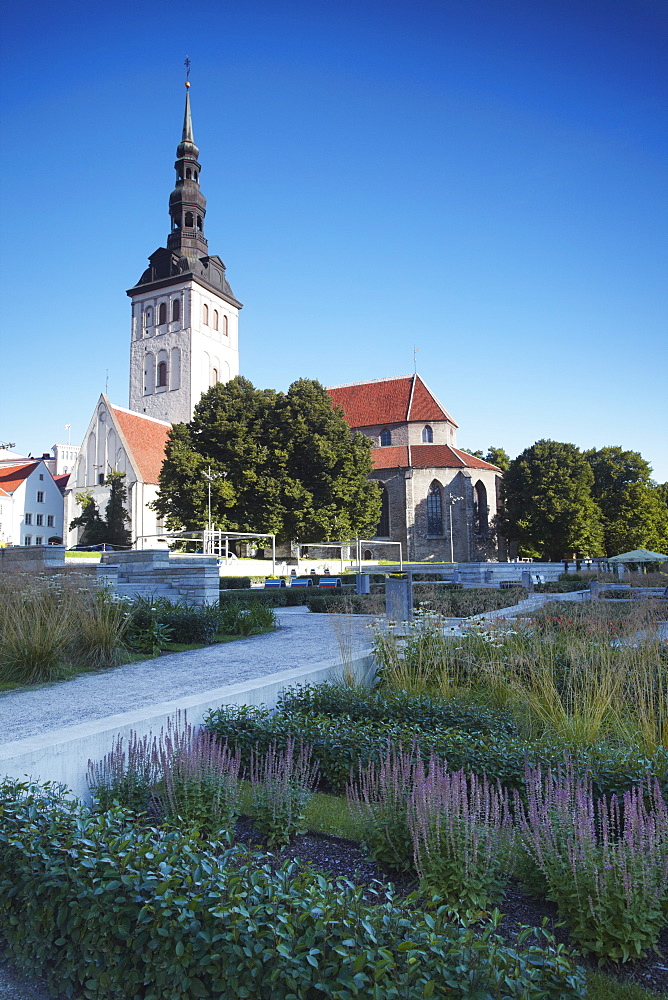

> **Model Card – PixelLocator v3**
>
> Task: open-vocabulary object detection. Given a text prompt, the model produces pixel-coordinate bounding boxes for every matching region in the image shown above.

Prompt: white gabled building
[65,396,171,549]
[0,461,65,547]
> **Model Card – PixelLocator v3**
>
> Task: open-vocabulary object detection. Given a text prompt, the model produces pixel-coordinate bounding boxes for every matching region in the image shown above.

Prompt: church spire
[167,74,208,258]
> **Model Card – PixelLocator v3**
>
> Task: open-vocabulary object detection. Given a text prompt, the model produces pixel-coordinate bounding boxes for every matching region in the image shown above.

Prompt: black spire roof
[127,81,241,307]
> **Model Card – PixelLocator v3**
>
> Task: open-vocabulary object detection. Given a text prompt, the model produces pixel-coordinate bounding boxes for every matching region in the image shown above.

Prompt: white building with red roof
[327,375,503,562]
[0,461,65,547]
[65,397,171,548]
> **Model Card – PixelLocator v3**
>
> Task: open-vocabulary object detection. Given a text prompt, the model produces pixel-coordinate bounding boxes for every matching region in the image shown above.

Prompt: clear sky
[1,0,666,480]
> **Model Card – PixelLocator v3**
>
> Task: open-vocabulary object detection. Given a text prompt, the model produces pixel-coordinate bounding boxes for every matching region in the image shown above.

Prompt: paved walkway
[0,609,375,747]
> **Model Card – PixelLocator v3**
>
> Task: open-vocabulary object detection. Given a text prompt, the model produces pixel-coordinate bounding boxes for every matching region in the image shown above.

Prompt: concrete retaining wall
[99,550,220,604]
[0,545,66,570]
[0,654,375,803]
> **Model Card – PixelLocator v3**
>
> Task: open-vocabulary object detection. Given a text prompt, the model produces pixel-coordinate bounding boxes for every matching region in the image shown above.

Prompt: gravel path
[0,609,376,746]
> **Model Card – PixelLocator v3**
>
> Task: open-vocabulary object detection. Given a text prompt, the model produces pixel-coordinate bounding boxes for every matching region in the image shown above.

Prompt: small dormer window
[422,425,433,443]
[380,429,392,447]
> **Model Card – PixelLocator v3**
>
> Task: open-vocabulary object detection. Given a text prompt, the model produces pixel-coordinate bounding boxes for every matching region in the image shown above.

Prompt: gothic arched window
[474,481,488,535]
[380,429,392,447]
[376,486,390,537]
[422,425,433,443]
[427,482,443,535]
[158,302,167,325]
[157,361,167,388]
[212,368,218,385]
[223,315,228,336]
[213,310,219,331]
[203,304,209,326]
[172,299,180,322]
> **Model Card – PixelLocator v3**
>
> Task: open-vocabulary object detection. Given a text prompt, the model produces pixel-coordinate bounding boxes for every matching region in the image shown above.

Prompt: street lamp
[201,466,225,531]
[448,495,463,563]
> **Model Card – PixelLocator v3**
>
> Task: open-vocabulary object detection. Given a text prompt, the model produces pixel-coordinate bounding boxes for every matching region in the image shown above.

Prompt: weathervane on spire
[184,56,191,87]
[413,346,420,373]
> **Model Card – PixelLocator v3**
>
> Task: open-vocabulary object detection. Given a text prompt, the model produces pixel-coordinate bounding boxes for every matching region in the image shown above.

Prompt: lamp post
[448,495,463,563]
[201,466,226,532]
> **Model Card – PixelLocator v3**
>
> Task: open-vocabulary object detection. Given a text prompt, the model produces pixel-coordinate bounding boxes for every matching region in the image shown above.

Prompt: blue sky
[1,0,666,480]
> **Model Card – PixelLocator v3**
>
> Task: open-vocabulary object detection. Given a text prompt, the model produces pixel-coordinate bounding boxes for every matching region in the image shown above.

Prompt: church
[66,83,503,562]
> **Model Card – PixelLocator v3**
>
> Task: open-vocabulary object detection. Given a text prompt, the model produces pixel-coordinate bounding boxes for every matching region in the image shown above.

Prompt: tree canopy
[153,376,382,544]
[461,446,510,471]
[585,447,668,555]
[500,440,605,561]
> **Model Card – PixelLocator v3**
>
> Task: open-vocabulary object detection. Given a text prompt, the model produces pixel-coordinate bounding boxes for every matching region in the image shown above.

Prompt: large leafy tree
[153,376,382,543]
[501,440,605,561]
[584,447,668,554]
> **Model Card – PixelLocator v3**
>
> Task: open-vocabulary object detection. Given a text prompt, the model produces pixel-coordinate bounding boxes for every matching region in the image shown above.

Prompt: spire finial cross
[184,56,191,87]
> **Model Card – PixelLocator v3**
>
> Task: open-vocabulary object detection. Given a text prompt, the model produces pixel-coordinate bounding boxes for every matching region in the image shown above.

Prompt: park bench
[318,577,342,588]
[290,577,314,588]
[264,579,286,588]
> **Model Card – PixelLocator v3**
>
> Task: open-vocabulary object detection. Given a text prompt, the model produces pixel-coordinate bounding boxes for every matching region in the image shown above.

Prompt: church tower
[127,79,241,424]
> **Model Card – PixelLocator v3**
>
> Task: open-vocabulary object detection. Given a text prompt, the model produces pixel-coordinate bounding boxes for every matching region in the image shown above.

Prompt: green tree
[153,376,382,543]
[485,447,510,472]
[104,471,132,548]
[584,447,668,555]
[501,440,605,561]
[461,446,510,471]
[69,493,106,546]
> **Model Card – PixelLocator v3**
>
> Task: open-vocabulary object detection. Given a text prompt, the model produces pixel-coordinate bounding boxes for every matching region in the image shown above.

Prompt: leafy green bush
[218,599,277,635]
[276,682,518,736]
[0,778,586,1000]
[219,576,251,589]
[204,703,668,798]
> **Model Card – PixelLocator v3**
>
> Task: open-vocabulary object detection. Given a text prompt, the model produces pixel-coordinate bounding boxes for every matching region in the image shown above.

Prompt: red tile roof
[372,445,500,472]
[110,406,171,484]
[0,462,39,494]
[328,375,457,428]
[54,474,70,493]
[0,487,11,498]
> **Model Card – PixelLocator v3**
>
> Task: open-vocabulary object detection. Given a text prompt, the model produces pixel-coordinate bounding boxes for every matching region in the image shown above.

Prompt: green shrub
[276,682,518,736]
[218,599,277,635]
[219,576,251,589]
[204,703,668,799]
[0,778,586,1000]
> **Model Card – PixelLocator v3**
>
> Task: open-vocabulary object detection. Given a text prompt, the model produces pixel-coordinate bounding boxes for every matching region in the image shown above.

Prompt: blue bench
[264,579,286,588]
[290,577,314,588]
[318,578,342,588]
